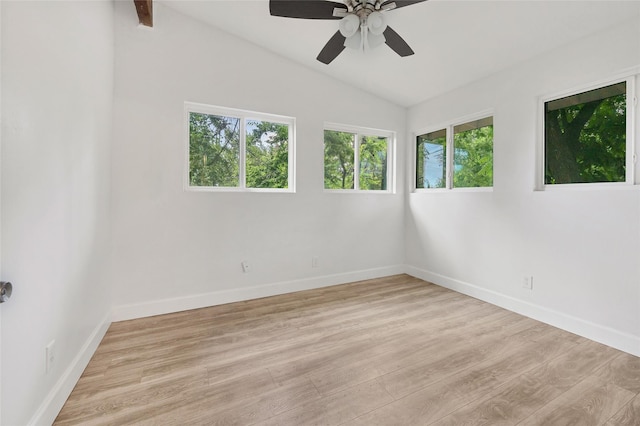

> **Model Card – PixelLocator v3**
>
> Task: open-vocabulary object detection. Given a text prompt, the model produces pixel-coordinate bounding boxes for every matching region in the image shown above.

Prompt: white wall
[110,2,406,320]
[406,16,640,355]
[1,1,113,424]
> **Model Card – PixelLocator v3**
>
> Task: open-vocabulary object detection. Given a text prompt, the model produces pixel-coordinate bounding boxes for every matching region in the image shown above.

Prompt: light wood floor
[55,274,640,425]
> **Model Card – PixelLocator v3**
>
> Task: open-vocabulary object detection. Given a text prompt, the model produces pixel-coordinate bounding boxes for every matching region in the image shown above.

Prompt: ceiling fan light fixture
[367,11,386,35]
[339,14,360,38]
[367,31,386,49]
[344,29,362,50]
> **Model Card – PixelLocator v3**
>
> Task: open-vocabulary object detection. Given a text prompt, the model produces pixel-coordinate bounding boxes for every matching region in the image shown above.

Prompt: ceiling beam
[134,0,153,27]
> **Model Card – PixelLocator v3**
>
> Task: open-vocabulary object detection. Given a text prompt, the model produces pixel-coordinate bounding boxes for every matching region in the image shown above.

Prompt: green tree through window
[416,129,446,189]
[324,130,355,189]
[545,82,626,184]
[453,118,493,188]
[187,105,294,191]
[359,136,388,190]
[246,120,289,189]
[189,113,240,187]
[416,117,493,190]
[324,127,392,191]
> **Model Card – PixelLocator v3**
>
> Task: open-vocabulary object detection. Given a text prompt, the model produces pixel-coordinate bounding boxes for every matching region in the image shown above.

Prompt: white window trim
[536,74,637,191]
[323,122,396,194]
[413,109,494,193]
[184,102,296,193]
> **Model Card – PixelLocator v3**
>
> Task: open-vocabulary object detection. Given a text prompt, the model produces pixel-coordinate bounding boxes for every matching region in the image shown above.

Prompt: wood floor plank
[517,375,635,426]
[430,339,619,426]
[54,274,640,425]
[255,379,394,426]
[595,352,640,393]
[347,328,581,425]
[55,368,210,425]
[374,317,554,400]
[606,394,640,426]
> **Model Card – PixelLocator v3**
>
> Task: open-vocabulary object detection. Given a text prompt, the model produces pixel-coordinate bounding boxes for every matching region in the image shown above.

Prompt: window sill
[186,186,295,194]
[413,187,493,194]
[323,189,394,194]
[535,182,638,192]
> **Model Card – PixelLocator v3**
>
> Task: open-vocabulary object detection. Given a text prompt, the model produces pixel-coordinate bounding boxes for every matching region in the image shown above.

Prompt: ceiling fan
[269,0,427,64]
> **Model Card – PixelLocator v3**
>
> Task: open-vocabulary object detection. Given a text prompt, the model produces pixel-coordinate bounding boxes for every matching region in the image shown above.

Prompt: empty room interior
[2,0,640,424]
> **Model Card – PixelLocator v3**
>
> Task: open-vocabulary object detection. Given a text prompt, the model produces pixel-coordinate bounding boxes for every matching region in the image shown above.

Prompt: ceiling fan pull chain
[362,24,367,52]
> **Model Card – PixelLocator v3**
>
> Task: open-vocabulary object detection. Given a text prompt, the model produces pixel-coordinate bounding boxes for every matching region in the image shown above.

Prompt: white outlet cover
[45,340,56,373]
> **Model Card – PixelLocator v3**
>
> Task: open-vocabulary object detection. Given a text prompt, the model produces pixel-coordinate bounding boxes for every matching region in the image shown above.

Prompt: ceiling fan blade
[381,0,428,10]
[383,26,414,57]
[317,30,347,64]
[270,0,347,19]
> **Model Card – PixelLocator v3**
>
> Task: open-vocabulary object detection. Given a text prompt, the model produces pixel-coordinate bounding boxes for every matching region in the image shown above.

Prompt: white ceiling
[159,0,640,107]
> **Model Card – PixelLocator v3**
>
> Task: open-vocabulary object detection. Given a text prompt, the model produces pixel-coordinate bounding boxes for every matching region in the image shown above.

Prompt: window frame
[413,110,494,193]
[184,102,296,193]
[536,75,637,191]
[323,122,395,193]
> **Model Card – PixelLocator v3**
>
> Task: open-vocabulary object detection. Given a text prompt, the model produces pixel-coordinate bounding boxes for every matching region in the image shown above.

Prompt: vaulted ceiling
[156,0,640,107]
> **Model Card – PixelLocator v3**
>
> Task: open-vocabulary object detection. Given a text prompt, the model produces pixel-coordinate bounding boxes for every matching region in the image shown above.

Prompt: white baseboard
[28,313,111,426]
[113,264,640,356]
[405,265,640,357]
[111,265,405,322]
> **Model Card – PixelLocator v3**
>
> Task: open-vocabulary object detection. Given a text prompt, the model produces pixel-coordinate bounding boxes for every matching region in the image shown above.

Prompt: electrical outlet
[523,276,534,290]
[45,340,56,374]
[241,261,250,273]
[312,256,319,268]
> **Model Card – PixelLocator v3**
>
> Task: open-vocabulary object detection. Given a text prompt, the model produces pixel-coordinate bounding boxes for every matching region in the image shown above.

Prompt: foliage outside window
[324,125,393,191]
[186,103,294,191]
[416,129,446,189]
[544,81,628,185]
[416,115,493,190]
[453,117,493,188]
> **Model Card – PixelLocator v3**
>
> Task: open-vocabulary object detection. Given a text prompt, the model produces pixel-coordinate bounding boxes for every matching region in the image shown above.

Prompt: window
[324,124,393,191]
[453,117,494,188]
[186,103,295,191]
[416,129,446,189]
[415,114,493,190]
[543,80,633,186]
